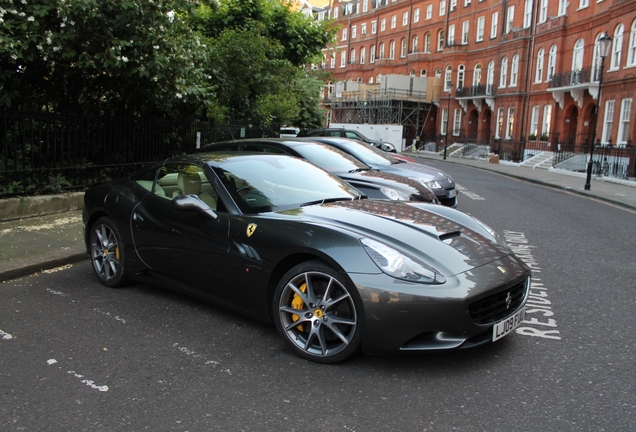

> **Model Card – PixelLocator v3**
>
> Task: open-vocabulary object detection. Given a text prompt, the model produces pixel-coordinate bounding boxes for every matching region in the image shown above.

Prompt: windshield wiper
[300,197,356,207]
[348,167,371,173]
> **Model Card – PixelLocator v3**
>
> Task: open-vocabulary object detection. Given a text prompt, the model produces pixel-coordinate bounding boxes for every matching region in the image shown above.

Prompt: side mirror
[172,194,218,220]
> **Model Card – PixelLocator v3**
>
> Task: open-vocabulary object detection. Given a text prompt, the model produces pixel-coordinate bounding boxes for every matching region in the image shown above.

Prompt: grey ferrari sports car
[83,152,530,363]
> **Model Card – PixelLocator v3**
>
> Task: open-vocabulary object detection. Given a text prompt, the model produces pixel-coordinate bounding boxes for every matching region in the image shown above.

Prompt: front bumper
[350,253,530,354]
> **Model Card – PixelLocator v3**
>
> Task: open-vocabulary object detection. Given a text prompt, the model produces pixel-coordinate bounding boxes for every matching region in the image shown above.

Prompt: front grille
[468,278,529,325]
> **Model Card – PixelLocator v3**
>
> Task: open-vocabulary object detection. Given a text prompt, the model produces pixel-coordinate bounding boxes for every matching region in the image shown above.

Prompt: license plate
[447,189,457,198]
[492,307,525,341]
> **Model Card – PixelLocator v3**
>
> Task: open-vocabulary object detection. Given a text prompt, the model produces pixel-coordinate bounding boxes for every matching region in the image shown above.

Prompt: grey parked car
[298,137,458,207]
[297,128,397,152]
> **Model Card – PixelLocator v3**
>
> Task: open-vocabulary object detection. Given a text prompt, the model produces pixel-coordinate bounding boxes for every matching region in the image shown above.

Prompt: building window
[440,0,446,16]
[412,35,419,53]
[361,23,367,35]
[465,0,471,6]
[426,4,433,19]
[542,105,552,136]
[379,43,385,59]
[401,38,407,57]
[558,0,567,16]
[539,0,548,23]
[450,0,457,11]
[370,45,376,63]
[580,0,589,7]
[535,48,545,83]
[330,53,335,68]
[403,11,408,26]
[350,49,356,64]
[391,15,397,29]
[444,66,453,91]
[491,12,498,38]
[496,107,505,138]
[572,39,584,76]
[487,61,495,94]
[448,24,455,46]
[340,50,346,67]
[425,33,431,53]
[500,57,508,88]
[333,7,338,19]
[372,21,377,34]
[628,20,636,67]
[524,0,533,28]
[414,8,420,23]
[453,109,462,136]
[530,106,540,137]
[473,64,482,85]
[457,64,465,89]
[618,98,632,145]
[363,0,369,13]
[510,54,519,86]
[548,45,557,81]
[506,107,515,139]
[477,17,485,42]
[381,18,386,32]
[421,68,427,77]
[438,30,445,51]
[342,28,348,41]
[506,5,514,34]
[352,26,357,39]
[361,47,366,64]
[462,21,469,45]
[441,108,449,135]
[611,24,624,71]
[602,100,615,144]
[389,40,395,59]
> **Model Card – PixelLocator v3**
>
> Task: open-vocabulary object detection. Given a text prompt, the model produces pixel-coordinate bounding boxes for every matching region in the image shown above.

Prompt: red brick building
[306,0,636,170]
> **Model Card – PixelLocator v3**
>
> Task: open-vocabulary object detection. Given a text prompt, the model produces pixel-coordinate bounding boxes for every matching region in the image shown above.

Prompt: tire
[89,217,129,288]
[273,260,362,364]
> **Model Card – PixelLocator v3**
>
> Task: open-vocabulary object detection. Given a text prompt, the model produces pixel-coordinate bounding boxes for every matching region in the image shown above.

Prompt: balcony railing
[548,66,600,88]
[455,84,495,97]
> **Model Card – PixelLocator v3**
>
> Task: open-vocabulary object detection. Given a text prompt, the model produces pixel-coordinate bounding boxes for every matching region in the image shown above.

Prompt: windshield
[334,140,401,167]
[292,143,370,173]
[210,154,361,213]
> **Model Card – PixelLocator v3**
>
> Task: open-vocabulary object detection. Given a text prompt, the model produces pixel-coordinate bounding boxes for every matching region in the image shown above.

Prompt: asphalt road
[1,162,634,432]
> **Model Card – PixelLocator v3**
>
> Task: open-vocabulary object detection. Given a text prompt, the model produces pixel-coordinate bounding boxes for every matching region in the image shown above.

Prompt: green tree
[0,0,213,114]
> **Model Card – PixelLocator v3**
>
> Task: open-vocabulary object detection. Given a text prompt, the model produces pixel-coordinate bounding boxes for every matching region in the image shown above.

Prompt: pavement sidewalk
[1,153,634,282]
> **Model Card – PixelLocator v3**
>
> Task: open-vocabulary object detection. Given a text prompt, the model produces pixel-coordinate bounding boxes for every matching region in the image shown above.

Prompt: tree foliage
[1,0,333,125]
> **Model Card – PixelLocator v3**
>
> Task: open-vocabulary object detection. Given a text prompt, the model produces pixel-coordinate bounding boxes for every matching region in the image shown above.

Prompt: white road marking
[456,184,485,200]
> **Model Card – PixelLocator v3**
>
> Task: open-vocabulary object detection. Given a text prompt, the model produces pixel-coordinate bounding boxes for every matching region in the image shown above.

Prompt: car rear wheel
[273,261,362,364]
[89,217,128,288]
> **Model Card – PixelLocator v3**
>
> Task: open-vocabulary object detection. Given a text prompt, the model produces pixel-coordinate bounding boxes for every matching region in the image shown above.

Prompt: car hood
[278,200,515,277]
[336,169,437,202]
[385,162,455,188]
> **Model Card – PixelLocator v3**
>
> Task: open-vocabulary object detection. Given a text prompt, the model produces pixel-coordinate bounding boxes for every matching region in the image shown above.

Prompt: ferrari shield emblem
[246,223,257,237]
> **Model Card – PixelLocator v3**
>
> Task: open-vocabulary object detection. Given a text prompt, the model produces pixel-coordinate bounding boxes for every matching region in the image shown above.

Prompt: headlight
[361,237,446,284]
[411,177,443,190]
[380,187,406,200]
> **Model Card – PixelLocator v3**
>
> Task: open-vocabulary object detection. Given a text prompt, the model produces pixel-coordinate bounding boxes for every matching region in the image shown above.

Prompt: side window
[344,131,359,139]
[328,131,341,137]
[156,164,221,211]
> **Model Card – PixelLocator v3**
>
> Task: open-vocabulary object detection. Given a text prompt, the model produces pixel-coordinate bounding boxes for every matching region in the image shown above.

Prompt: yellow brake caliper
[291,282,307,331]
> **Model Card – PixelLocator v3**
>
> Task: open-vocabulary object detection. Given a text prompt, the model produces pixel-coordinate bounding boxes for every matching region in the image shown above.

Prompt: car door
[130,163,233,299]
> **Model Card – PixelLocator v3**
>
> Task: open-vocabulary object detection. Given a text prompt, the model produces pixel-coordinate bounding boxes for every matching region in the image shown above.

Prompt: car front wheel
[89,217,128,288]
[273,261,362,364]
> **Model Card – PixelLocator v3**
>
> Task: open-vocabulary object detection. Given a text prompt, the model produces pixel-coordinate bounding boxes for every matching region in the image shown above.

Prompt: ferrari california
[83,152,530,364]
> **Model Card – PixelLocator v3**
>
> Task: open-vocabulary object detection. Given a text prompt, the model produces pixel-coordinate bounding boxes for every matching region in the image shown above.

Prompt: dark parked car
[299,137,458,207]
[200,138,437,203]
[298,128,397,152]
[84,152,531,363]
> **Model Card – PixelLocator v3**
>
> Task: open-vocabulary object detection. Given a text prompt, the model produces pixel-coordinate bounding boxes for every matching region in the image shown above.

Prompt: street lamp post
[585,32,613,191]
[443,81,453,160]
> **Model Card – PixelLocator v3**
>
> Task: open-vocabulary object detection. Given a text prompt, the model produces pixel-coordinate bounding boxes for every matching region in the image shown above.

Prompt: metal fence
[0,110,277,197]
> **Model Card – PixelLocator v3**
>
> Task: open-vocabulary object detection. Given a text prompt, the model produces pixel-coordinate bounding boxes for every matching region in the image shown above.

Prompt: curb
[0,247,87,283]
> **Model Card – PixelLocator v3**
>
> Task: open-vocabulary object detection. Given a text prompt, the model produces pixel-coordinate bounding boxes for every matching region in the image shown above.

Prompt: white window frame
[602,100,615,144]
[457,64,465,89]
[438,30,445,51]
[542,105,552,136]
[491,12,499,39]
[448,24,455,46]
[539,0,548,23]
[441,108,449,135]
[618,98,632,145]
[462,21,469,45]
[370,45,376,63]
[477,17,485,42]
[558,0,567,16]
[340,50,346,68]
[425,33,431,53]
[496,107,505,138]
[535,48,545,83]
[548,45,557,81]
[391,15,397,29]
[500,57,508,88]
[412,35,419,53]
[372,21,377,35]
[426,4,433,20]
[506,5,515,34]
[510,54,519,86]
[401,38,407,58]
[580,0,589,8]
[381,18,386,32]
[611,24,624,71]
[342,28,348,41]
[389,40,395,59]
[360,47,366,64]
[363,0,369,13]
[530,106,540,137]
[350,49,356,64]
[453,109,462,136]
[403,11,408,26]
[414,8,420,23]
[524,0,533,28]
[506,107,515,139]
[629,20,636,67]
[351,26,357,39]
[440,0,446,16]
[444,66,453,92]
[361,23,367,36]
